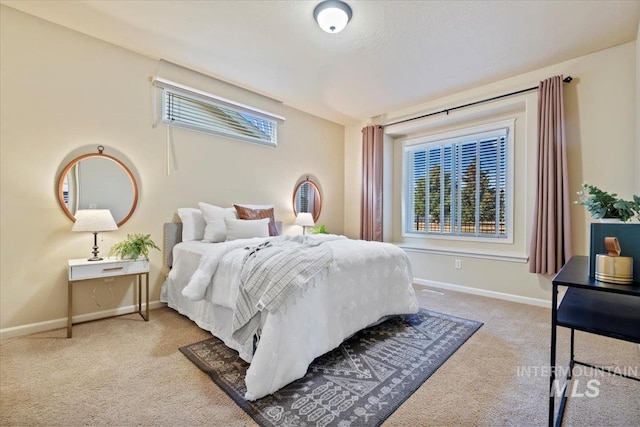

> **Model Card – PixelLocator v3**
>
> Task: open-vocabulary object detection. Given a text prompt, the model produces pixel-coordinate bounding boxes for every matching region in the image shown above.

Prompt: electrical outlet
[455,259,462,269]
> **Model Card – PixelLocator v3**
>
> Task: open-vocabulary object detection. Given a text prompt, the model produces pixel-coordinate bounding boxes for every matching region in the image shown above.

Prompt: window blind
[153,77,284,147]
[404,127,509,238]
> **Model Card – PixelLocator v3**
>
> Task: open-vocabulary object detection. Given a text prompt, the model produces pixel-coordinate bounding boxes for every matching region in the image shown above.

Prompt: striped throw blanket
[232,235,341,345]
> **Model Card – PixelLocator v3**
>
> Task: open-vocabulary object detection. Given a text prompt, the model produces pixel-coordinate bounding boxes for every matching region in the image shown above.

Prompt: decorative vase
[599,218,622,223]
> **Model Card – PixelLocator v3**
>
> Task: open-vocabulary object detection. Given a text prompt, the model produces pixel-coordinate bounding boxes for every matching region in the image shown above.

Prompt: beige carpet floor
[1,285,638,426]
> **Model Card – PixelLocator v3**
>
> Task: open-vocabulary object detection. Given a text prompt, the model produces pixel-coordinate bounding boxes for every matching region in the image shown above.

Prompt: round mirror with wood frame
[57,146,138,227]
[293,177,322,223]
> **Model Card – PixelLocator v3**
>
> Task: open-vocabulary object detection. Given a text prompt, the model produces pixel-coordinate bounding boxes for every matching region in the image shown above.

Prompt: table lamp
[294,212,315,235]
[72,209,118,261]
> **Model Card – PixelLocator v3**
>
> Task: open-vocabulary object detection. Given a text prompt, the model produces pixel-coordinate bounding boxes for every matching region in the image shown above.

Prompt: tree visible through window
[404,125,510,239]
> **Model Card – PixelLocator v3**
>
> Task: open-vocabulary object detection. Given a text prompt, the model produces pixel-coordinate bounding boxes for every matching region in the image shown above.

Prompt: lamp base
[88,232,103,261]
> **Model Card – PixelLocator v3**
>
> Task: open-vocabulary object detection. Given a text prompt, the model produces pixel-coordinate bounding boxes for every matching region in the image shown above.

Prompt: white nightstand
[67,257,150,338]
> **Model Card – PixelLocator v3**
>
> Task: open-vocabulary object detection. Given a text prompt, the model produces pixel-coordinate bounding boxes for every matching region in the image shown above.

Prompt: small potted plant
[310,225,329,234]
[576,183,640,223]
[109,233,160,260]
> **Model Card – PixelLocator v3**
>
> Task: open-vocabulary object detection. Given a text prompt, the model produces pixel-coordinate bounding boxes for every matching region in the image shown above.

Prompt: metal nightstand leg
[67,281,73,338]
[67,270,149,339]
[145,272,149,321]
[138,272,149,321]
[137,274,142,316]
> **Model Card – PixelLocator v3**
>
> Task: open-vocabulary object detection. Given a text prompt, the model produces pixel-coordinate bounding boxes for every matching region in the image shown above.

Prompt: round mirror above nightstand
[57,146,138,227]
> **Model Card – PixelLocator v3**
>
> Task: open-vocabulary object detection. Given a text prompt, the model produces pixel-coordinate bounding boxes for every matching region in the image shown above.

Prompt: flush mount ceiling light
[313,0,353,34]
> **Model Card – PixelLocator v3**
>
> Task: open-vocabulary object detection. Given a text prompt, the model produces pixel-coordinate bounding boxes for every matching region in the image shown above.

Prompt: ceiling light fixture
[313,0,352,34]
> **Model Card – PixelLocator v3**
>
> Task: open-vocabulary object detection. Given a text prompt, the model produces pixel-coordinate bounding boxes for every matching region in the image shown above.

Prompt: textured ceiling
[2,0,639,125]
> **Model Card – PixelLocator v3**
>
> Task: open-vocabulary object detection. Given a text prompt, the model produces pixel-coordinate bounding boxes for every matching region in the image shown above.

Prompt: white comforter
[161,234,418,400]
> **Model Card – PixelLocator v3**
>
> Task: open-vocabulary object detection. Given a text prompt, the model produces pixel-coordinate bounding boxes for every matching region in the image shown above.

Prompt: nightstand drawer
[68,258,149,281]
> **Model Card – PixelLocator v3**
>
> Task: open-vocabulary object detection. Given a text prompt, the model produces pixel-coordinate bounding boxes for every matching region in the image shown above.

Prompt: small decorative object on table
[109,233,160,260]
[575,182,640,222]
[595,237,633,284]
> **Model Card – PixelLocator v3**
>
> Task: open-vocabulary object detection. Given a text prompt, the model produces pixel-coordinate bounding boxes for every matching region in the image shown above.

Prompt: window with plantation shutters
[153,77,284,147]
[403,121,513,240]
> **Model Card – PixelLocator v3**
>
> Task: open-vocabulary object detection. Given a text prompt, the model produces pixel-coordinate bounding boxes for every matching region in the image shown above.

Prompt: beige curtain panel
[529,75,573,274]
[360,125,384,241]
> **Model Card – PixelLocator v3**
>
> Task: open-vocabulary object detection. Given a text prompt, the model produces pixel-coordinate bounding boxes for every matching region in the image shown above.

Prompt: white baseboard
[413,278,551,308]
[0,301,165,341]
[2,283,552,340]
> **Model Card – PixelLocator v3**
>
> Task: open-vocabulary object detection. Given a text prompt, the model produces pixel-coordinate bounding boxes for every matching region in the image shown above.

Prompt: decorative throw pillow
[177,208,206,241]
[198,202,238,243]
[234,204,279,236]
[224,218,270,240]
[235,204,274,210]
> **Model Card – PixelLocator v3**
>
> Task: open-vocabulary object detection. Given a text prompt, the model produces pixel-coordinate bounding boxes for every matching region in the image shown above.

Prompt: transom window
[163,92,278,146]
[153,77,284,147]
[403,121,514,240]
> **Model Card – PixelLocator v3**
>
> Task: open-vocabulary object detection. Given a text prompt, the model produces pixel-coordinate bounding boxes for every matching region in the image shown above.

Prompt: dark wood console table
[549,256,640,427]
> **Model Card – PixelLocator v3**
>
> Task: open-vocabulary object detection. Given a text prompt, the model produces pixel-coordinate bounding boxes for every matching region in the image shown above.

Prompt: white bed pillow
[177,208,206,241]
[198,202,238,243]
[234,205,279,236]
[224,218,270,240]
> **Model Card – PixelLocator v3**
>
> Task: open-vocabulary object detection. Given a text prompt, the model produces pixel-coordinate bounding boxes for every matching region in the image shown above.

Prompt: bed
[161,221,419,401]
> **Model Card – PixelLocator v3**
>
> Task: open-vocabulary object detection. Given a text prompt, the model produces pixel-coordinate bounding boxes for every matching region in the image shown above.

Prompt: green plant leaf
[310,225,328,234]
[576,183,639,222]
[109,233,160,260]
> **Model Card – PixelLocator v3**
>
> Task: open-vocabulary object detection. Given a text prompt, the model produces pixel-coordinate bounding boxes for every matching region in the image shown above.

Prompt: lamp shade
[313,0,352,34]
[294,212,315,227]
[72,209,118,232]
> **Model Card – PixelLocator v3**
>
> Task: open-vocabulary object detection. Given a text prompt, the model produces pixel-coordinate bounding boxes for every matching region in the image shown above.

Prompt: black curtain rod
[385,76,573,127]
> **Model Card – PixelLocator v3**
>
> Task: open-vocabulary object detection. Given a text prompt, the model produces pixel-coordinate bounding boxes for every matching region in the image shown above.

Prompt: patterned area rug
[180,308,482,427]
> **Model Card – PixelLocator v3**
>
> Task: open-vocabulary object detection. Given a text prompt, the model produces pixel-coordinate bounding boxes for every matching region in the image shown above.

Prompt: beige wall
[345,41,637,305]
[0,6,344,334]
[637,21,640,193]
[343,123,365,239]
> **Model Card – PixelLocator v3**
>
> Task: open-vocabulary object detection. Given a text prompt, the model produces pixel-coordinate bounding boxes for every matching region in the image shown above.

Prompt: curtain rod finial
[563,76,573,83]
